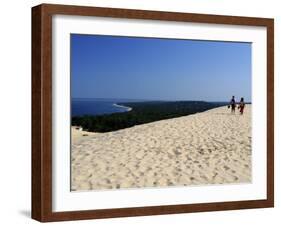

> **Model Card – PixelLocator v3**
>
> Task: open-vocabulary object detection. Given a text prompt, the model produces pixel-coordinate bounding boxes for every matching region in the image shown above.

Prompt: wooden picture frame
[32,3,274,222]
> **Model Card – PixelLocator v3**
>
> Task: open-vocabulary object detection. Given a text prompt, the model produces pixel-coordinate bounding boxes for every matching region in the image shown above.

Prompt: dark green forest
[72,101,226,133]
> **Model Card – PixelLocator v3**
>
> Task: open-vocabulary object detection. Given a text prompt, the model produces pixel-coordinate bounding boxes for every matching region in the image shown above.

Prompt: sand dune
[71,105,251,191]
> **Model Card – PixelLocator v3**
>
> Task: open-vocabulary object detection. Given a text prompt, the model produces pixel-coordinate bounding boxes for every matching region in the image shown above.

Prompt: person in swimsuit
[230,96,236,113]
[238,97,245,115]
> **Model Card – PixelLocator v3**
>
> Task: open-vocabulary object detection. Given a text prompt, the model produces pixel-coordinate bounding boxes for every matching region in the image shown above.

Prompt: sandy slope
[71,105,251,191]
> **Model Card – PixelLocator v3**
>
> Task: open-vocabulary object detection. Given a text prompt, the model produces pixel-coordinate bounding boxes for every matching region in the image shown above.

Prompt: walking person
[238,97,245,115]
[229,96,236,113]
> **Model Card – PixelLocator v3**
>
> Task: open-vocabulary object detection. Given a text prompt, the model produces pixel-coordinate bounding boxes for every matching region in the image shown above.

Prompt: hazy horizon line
[72,97,250,103]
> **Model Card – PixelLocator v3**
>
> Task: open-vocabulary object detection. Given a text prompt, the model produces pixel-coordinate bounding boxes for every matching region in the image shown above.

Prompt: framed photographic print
[32,4,274,222]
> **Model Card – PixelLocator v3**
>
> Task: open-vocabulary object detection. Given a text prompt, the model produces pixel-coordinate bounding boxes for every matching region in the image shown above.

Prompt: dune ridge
[71,105,251,191]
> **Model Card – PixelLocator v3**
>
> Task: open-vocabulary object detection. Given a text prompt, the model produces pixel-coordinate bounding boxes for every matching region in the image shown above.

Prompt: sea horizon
[72,97,237,103]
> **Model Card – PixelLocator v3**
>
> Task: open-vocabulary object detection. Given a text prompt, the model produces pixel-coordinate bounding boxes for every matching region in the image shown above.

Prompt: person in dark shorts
[229,96,236,113]
[238,97,245,115]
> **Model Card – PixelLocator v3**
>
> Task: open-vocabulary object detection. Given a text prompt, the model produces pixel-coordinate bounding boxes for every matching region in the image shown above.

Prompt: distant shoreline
[112,103,132,112]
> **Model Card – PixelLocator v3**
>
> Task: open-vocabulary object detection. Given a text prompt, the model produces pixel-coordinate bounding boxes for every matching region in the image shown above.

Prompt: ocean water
[71,98,135,116]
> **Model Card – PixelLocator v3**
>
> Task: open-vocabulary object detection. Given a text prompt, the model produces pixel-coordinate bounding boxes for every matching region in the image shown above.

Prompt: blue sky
[71,34,251,102]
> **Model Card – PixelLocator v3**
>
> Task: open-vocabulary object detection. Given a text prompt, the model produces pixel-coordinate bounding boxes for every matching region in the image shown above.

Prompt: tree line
[72,101,226,133]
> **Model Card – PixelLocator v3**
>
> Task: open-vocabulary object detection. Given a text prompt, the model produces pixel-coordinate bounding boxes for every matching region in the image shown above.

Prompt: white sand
[112,103,132,112]
[71,105,251,191]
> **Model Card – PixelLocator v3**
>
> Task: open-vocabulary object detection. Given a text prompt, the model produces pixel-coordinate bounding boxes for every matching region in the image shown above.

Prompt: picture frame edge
[32,4,53,222]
